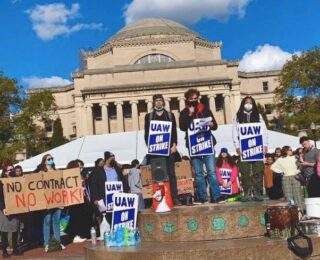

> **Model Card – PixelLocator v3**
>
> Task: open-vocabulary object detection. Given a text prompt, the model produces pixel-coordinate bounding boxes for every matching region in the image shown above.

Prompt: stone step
[85,236,320,260]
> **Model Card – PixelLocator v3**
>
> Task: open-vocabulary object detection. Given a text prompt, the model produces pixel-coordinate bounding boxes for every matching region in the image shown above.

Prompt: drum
[266,206,299,239]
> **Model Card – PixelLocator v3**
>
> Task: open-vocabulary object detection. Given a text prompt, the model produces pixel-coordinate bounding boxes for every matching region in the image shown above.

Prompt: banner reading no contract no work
[1,168,84,215]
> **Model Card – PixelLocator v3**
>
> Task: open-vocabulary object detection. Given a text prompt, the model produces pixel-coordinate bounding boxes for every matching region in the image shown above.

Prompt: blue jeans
[191,154,221,201]
[43,209,61,246]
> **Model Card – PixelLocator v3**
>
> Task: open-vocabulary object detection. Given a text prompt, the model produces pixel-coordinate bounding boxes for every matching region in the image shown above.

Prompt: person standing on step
[144,94,180,206]
[232,96,268,201]
[179,89,222,204]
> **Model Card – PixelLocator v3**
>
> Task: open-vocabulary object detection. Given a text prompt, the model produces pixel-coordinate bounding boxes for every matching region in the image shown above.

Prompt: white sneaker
[44,245,49,253]
[73,236,86,243]
[60,244,66,249]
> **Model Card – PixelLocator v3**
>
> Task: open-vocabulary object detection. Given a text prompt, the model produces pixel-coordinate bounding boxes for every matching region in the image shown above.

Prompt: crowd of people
[0,89,320,257]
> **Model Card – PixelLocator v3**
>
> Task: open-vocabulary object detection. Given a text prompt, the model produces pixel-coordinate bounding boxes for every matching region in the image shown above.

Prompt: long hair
[36,154,56,172]
[281,146,291,157]
[216,153,235,168]
[236,96,260,123]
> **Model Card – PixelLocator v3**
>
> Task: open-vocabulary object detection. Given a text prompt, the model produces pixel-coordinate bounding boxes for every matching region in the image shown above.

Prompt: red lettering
[28,193,36,207]
[70,188,81,203]
[62,190,68,204]
[15,194,26,207]
[44,192,55,205]
[54,192,62,203]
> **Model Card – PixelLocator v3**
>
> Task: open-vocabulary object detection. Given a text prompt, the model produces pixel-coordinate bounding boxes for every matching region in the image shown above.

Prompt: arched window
[135,54,174,65]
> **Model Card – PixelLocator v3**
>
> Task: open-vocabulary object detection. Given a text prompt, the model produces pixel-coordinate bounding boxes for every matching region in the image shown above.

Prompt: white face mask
[244,103,253,111]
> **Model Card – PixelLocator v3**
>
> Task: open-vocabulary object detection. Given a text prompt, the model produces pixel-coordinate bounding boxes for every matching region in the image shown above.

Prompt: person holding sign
[179,89,222,204]
[91,152,129,225]
[216,148,239,198]
[0,165,23,258]
[232,96,268,201]
[144,94,180,206]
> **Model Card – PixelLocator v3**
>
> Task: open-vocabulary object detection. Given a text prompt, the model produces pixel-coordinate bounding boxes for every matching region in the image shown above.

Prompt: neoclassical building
[28,18,280,139]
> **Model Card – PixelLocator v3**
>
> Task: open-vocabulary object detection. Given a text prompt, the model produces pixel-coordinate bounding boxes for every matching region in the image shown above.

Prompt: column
[100,103,109,134]
[208,94,217,113]
[165,97,171,111]
[145,99,153,112]
[178,96,185,111]
[86,104,94,135]
[115,101,124,132]
[130,100,139,131]
[223,94,232,124]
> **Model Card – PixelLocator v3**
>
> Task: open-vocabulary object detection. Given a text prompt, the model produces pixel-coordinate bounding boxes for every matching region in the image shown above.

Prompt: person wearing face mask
[91,151,129,225]
[180,89,222,204]
[144,94,180,206]
[34,154,66,252]
[232,96,268,202]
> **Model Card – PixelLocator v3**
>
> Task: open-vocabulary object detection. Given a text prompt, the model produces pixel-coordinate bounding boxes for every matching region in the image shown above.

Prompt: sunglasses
[7,168,14,171]
[47,157,54,161]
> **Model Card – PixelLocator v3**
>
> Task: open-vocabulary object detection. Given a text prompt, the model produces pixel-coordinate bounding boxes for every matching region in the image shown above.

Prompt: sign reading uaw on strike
[148,120,172,156]
[105,181,123,212]
[239,122,264,161]
[112,193,138,231]
[188,117,214,157]
[1,168,83,215]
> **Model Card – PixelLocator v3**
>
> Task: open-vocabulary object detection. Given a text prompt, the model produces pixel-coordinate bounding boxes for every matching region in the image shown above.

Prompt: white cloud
[23,76,72,88]
[238,44,300,72]
[26,3,103,41]
[124,0,251,25]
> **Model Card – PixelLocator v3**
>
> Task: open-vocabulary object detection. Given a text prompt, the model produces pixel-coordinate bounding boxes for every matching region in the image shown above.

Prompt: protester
[232,96,268,201]
[264,154,283,200]
[271,146,303,209]
[65,160,93,243]
[215,148,239,198]
[273,147,281,161]
[0,165,23,258]
[128,159,145,211]
[36,154,65,252]
[179,88,221,204]
[91,151,129,224]
[14,165,23,177]
[299,136,320,197]
[144,94,180,206]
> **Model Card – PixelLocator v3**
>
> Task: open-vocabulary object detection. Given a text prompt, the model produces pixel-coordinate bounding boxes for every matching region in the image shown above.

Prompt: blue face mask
[47,159,54,166]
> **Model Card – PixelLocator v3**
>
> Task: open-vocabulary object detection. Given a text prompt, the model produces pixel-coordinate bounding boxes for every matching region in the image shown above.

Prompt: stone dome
[110,18,199,41]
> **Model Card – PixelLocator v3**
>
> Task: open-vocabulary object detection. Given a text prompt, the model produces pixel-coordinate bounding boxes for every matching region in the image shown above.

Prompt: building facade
[28,18,280,139]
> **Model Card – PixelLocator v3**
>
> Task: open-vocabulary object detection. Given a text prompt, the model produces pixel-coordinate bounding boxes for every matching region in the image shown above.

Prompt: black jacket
[179,104,218,148]
[91,164,129,203]
[144,110,177,147]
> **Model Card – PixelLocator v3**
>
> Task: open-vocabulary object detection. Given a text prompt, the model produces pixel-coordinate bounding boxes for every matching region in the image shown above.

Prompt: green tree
[274,47,320,134]
[50,118,67,148]
[14,90,56,158]
[0,71,22,162]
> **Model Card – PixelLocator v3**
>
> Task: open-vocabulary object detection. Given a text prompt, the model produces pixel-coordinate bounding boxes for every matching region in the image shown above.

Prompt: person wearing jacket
[232,96,268,201]
[216,148,239,197]
[0,165,23,258]
[271,146,303,209]
[179,88,221,204]
[91,151,129,224]
[144,94,180,205]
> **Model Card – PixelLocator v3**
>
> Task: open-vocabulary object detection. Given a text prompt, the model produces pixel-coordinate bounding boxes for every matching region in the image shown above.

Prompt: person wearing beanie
[144,94,180,206]
[179,88,221,204]
[91,151,129,224]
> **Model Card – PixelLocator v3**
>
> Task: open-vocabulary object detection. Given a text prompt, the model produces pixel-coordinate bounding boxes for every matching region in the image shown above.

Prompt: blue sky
[0,0,319,88]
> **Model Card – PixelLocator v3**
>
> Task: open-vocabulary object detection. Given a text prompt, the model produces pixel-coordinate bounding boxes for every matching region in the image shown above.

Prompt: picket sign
[148,120,172,156]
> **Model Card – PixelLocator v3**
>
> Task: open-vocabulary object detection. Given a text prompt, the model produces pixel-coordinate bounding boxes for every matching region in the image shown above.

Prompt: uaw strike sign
[148,120,172,156]
[219,168,232,195]
[239,122,264,161]
[105,181,123,212]
[112,193,138,231]
[188,117,214,157]
[1,168,83,215]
